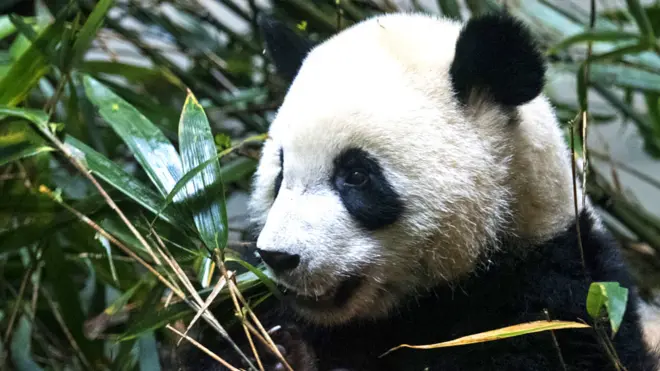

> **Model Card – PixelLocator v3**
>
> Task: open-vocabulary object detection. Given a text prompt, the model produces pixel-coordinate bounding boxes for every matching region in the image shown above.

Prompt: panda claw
[267,325,282,334]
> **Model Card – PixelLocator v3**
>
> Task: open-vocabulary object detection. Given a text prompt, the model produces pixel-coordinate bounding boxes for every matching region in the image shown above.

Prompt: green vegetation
[0,0,659,370]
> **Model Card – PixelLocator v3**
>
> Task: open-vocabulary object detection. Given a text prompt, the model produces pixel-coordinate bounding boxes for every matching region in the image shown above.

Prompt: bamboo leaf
[159,134,265,217]
[586,282,629,336]
[547,30,641,54]
[0,120,53,167]
[381,320,591,357]
[70,0,114,68]
[138,332,162,371]
[625,0,656,42]
[63,135,187,228]
[113,285,164,365]
[82,75,185,198]
[0,142,53,167]
[80,61,163,81]
[0,107,187,228]
[44,239,103,361]
[0,105,49,130]
[118,301,193,342]
[10,315,44,371]
[645,93,660,135]
[0,15,18,39]
[0,17,65,106]
[437,0,462,21]
[178,90,228,251]
[558,62,660,93]
[225,255,283,300]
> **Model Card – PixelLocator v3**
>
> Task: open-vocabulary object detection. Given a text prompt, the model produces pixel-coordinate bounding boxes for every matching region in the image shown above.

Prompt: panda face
[248,13,572,325]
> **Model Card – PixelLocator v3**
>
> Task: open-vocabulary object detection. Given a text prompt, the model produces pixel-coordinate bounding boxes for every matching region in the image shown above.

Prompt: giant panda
[180,11,660,371]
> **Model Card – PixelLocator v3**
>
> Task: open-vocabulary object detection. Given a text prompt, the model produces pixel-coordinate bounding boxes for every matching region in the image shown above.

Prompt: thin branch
[589,150,660,190]
[40,288,93,371]
[37,185,184,298]
[214,249,293,371]
[166,325,242,371]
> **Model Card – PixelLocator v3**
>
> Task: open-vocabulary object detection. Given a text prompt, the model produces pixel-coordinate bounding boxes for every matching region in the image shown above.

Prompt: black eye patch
[333,148,404,231]
[273,148,284,199]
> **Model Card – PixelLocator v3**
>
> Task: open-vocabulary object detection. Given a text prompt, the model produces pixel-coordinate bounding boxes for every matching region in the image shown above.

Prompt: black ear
[257,14,315,83]
[449,12,546,107]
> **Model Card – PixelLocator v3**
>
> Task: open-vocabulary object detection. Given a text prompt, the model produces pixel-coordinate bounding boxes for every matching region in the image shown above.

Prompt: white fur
[248,13,583,325]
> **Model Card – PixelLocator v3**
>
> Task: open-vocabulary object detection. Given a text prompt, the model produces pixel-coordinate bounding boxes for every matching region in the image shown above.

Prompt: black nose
[257,249,300,272]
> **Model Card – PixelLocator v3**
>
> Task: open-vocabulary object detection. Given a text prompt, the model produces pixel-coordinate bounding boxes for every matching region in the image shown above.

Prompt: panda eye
[345,170,369,187]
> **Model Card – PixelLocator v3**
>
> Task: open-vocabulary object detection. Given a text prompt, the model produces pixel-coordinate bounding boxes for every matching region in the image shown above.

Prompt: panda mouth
[285,275,364,310]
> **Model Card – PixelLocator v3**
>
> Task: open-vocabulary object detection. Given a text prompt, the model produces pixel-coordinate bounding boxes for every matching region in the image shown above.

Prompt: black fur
[177,13,657,371]
[332,147,404,231]
[257,14,315,83]
[449,12,546,107]
[179,210,659,370]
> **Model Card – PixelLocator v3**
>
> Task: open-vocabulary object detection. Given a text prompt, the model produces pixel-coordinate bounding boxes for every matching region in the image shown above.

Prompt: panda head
[249,12,579,325]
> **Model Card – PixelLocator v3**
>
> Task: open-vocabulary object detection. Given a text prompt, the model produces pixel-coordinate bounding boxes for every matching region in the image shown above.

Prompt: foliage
[0,0,659,370]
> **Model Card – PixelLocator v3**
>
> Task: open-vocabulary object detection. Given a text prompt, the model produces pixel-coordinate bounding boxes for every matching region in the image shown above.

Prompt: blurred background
[1,0,660,370]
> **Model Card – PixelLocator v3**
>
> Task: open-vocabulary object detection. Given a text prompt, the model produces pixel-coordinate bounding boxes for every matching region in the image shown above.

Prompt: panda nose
[257,249,300,272]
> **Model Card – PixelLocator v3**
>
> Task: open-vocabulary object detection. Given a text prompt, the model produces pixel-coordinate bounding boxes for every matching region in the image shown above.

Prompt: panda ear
[257,14,315,83]
[449,12,546,107]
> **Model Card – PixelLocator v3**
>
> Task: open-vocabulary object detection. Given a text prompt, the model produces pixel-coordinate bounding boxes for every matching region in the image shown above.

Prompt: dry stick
[40,184,255,369]
[580,0,596,210]
[214,251,265,371]
[589,150,660,190]
[227,277,293,371]
[176,271,232,346]
[215,250,292,371]
[591,132,624,193]
[543,309,567,371]
[40,288,93,371]
[29,264,43,321]
[38,185,185,299]
[40,128,162,265]
[149,232,257,370]
[214,250,293,371]
[30,107,254,367]
[2,259,35,344]
[568,116,587,276]
[166,325,242,371]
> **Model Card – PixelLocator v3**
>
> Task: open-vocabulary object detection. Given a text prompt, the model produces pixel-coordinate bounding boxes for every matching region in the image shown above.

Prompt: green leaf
[547,30,641,54]
[138,332,162,371]
[625,0,656,42]
[225,255,283,300]
[10,315,44,371]
[558,62,660,94]
[82,75,185,198]
[0,15,19,40]
[437,0,462,21]
[159,135,265,218]
[0,17,66,106]
[465,0,499,16]
[63,135,186,228]
[0,121,53,167]
[44,239,103,361]
[113,285,165,367]
[586,281,629,336]
[70,0,114,68]
[118,301,192,342]
[645,93,660,135]
[9,14,39,43]
[0,105,50,131]
[80,61,163,82]
[178,91,228,250]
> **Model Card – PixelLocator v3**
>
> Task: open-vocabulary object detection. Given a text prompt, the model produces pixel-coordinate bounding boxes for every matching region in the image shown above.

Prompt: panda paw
[239,324,318,371]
